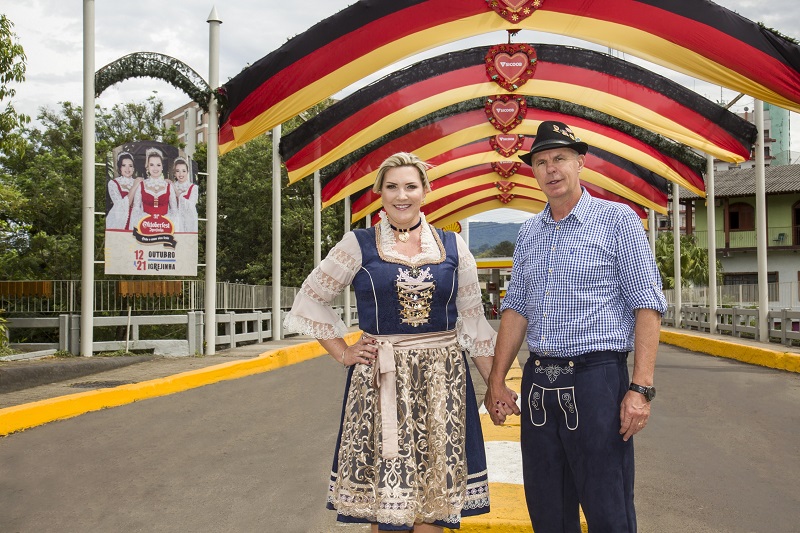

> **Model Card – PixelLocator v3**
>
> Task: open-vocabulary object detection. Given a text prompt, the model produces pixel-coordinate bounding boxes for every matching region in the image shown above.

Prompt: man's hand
[485,382,520,425]
[619,390,651,441]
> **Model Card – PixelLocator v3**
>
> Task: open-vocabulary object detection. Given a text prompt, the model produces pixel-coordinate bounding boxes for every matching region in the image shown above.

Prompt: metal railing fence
[662,281,800,310]
[0,280,353,315]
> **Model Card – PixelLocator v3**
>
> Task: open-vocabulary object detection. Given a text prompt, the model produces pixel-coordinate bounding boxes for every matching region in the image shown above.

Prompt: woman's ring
[359,350,363,355]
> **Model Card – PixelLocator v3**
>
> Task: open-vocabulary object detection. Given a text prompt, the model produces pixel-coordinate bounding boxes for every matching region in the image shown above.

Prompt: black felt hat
[519,121,589,166]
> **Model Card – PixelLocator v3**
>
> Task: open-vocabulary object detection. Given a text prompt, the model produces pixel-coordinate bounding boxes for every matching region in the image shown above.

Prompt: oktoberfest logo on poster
[104,140,200,276]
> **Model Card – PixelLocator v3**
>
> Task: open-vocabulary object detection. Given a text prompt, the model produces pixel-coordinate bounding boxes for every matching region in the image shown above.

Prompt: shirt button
[551,246,556,251]
[548,268,553,273]
[541,336,545,341]
[546,291,550,295]
[543,312,547,317]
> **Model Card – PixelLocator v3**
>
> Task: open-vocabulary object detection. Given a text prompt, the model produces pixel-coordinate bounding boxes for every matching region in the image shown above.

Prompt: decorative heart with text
[489,134,525,157]
[485,43,537,92]
[484,95,527,133]
[485,0,545,23]
[491,161,522,178]
[495,181,517,193]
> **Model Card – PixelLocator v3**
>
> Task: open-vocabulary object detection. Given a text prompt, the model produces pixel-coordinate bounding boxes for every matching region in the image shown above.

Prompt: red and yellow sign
[485,43,538,92]
[489,133,525,157]
[484,94,527,133]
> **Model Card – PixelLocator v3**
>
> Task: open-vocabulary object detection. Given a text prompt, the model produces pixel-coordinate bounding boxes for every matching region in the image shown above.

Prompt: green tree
[213,99,344,286]
[0,14,30,157]
[0,98,178,279]
[654,232,723,289]
[476,240,515,258]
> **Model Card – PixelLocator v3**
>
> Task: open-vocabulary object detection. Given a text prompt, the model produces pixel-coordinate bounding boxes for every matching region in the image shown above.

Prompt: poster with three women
[104,140,200,276]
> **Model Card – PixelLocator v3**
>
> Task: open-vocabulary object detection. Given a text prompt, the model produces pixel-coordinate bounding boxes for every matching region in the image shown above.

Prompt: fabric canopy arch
[317,104,703,216]
[279,44,757,183]
[220,0,800,155]
[353,147,669,224]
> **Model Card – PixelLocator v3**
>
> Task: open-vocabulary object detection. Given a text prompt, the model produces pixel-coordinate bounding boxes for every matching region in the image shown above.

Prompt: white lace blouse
[283,216,496,357]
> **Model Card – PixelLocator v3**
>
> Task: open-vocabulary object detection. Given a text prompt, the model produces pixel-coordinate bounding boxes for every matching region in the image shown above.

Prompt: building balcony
[691,226,800,251]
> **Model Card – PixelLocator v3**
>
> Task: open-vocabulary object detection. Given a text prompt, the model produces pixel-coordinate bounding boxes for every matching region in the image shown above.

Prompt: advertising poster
[104,141,200,276]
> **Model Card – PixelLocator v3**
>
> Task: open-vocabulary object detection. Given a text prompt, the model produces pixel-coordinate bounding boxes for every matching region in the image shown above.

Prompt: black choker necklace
[388,218,422,242]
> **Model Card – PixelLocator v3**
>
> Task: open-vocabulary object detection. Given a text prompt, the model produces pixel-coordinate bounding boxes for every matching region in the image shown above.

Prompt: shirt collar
[542,187,592,224]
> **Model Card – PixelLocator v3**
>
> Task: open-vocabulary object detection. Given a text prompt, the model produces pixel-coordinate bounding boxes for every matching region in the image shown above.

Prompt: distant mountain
[467,221,523,255]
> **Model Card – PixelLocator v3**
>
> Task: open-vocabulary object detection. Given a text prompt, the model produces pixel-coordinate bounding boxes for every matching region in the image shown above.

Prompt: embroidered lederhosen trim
[528,359,579,430]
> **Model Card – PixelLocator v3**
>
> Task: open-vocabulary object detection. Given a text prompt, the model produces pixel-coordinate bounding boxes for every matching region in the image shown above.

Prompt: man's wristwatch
[629,382,656,402]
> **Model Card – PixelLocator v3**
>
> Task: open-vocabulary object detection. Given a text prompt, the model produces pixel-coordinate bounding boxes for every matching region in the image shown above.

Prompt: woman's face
[120,158,134,178]
[147,156,163,178]
[380,165,426,228]
[174,163,189,183]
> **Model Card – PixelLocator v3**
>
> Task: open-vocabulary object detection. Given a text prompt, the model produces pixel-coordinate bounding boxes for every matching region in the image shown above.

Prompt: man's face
[530,147,584,202]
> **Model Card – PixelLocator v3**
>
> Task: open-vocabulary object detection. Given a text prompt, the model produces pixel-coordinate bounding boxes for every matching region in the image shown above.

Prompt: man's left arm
[619,307,661,441]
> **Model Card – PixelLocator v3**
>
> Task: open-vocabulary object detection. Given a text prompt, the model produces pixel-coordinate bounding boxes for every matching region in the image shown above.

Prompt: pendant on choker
[388,218,422,243]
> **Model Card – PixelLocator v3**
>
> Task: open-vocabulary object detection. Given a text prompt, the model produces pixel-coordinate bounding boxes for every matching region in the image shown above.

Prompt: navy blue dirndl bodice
[351,225,459,336]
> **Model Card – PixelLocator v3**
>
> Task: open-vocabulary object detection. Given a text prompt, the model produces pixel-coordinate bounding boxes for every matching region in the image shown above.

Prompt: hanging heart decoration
[484,94,527,133]
[485,43,537,92]
[491,161,522,178]
[489,134,525,157]
[496,193,516,204]
[485,0,544,23]
[495,181,517,193]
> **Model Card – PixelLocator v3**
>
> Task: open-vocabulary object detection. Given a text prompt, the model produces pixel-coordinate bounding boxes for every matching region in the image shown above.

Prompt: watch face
[646,386,656,401]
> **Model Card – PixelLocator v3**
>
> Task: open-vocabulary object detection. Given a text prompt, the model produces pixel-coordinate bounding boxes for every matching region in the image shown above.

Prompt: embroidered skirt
[327,330,490,530]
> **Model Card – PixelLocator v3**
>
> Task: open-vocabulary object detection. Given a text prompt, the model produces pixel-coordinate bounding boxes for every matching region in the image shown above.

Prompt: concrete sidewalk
[2,324,798,533]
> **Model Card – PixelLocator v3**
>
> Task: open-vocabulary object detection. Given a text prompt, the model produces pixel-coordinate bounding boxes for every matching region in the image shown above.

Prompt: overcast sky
[4,1,800,222]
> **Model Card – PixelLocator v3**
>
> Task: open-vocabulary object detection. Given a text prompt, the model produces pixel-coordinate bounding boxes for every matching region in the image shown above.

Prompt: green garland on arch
[95,52,217,112]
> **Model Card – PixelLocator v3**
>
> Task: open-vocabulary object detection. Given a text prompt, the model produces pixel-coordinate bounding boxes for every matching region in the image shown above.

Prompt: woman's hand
[342,336,378,367]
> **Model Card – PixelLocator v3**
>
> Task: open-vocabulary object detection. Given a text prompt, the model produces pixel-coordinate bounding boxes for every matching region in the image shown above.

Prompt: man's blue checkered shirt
[500,189,667,357]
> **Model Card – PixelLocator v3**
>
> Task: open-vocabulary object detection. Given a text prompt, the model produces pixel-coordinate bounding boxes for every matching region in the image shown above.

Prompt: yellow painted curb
[455,484,588,533]
[660,330,800,373]
[0,331,362,436]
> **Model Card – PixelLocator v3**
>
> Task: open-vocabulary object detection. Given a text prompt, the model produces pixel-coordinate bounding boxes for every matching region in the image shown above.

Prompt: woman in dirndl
[284,152,514,532]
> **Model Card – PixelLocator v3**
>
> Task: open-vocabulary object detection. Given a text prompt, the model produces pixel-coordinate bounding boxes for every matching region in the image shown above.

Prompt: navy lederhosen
[520,351,636,533]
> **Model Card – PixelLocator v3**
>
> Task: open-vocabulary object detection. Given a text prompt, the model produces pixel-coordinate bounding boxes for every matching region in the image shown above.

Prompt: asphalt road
[1,343,799,532]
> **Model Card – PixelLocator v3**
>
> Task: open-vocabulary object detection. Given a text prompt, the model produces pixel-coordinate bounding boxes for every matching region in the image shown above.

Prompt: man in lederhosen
[485,120,667,533]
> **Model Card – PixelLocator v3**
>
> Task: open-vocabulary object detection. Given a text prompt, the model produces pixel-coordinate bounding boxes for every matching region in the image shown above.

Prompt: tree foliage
[0,14,30,157]
[213,99,343,286]
[0,98,178,279]
[0,92,343,287]
[654,232,723,289]
[476,240,515,258]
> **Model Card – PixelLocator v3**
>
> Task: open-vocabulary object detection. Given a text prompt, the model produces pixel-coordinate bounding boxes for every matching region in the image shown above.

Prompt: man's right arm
[485,308,527,424]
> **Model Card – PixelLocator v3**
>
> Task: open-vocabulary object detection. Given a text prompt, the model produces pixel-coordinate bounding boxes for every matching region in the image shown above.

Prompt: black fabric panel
[279,48,487,160]
[537,45,757,148]
[281,44,755,162]
[634,0,800,69]
[220,0,426,124]
[588,146,671,195]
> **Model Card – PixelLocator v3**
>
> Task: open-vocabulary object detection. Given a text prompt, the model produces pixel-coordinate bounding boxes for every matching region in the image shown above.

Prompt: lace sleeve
[454,233,496,357]
[283,232,362,339]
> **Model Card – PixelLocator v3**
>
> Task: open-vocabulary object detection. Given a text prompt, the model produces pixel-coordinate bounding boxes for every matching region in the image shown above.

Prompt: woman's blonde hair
[372,152,433,194]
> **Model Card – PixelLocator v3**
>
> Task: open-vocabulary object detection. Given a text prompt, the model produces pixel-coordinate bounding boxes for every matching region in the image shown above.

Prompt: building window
[197,131,204,143]
[728,202,754,231]
[197,110,203,123]
[174,120,182,133]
